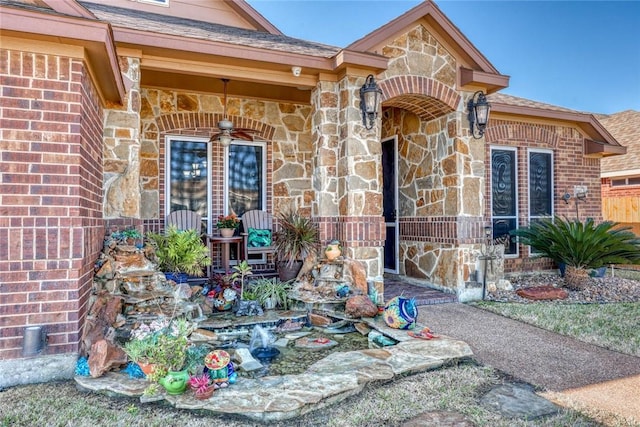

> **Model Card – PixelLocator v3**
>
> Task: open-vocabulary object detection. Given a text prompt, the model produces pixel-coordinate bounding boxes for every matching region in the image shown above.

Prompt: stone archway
[378,76,461,120]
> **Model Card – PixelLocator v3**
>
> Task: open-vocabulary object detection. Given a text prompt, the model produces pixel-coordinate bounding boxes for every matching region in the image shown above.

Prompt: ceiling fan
[209,78,256,146]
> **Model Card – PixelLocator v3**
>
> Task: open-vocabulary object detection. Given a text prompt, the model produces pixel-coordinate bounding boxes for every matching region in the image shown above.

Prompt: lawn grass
[473,301,640,357]
[0,364,600,427]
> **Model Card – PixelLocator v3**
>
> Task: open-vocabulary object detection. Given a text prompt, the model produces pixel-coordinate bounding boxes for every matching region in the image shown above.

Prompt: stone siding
[0,49,104,360]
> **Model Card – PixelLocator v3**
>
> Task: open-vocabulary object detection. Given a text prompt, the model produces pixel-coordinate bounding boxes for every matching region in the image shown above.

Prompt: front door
[382,136,399,273]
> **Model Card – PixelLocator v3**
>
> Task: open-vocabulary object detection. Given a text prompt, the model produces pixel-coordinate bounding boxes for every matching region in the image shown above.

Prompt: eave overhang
[0,4,124,105]
[459,67,509,94]
[491,102,627,158]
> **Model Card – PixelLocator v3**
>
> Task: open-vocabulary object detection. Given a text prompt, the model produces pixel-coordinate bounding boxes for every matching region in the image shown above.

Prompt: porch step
[384,276,457,306]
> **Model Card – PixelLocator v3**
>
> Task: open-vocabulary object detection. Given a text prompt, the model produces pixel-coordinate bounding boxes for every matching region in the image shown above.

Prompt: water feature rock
[294,336,338,351]
[309,313,332,326]
[344,258,368,294]
[345,295,378,318]
[88,339,127,378]
[233,348,263,372]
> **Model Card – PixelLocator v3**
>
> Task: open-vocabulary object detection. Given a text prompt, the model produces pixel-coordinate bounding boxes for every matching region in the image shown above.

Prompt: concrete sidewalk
[417,303,640,422]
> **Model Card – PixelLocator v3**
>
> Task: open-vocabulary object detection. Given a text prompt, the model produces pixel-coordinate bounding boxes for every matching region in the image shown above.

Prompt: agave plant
[511,216,640,290]
[273,209,319,268]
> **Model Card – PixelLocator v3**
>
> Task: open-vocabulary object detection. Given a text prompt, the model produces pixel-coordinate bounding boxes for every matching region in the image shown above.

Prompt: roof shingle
[599,110,640,174]
[79,1,342,58]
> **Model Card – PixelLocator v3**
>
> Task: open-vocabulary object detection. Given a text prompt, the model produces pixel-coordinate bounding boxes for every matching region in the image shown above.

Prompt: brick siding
[0,50,104,360]
[486,119,603,273]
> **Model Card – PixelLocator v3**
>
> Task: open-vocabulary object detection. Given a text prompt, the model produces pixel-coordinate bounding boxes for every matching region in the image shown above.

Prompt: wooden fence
[602,196,640,236]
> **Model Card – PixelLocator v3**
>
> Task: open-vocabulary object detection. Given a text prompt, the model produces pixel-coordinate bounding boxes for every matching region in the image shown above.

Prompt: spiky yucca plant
[512,217,640,290]
[273,210,319,268]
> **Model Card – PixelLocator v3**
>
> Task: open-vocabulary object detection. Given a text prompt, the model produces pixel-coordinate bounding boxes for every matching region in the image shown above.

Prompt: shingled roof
[599,110,640,174]
[487,92,579,113]
[79,1,341,58]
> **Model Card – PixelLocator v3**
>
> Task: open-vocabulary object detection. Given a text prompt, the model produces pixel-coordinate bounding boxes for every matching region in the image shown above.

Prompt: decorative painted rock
[383,296,417,329]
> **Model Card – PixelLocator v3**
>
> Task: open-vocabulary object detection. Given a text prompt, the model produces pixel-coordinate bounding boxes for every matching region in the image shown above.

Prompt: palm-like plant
[147,226,211,277]
[512,216,640,290]
[274,210,319,268]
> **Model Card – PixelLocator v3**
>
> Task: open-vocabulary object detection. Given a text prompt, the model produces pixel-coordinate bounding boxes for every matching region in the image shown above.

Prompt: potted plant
[216,213,240,237]
[273,209,319,281]
[147,225,211,283]
[249,277,292,310]
[188,372,215,400]
[511,216,640,290]
[123,335,156,375]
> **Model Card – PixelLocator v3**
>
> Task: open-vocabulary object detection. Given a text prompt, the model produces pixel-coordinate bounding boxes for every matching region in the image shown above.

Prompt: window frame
[223,139,267,218]
[164,135,212,233]
[490,146,519,258]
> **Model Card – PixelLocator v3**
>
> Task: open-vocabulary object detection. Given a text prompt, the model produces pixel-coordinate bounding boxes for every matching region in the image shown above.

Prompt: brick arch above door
[379,76,461,121]
[156,112,276,141]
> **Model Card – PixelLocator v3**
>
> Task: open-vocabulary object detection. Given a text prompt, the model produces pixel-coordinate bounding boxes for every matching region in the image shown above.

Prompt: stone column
[103,56,142,218]
[311,75,385,280]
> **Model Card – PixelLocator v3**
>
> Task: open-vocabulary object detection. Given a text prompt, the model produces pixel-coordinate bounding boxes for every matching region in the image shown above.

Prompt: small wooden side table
[207,235,243,276]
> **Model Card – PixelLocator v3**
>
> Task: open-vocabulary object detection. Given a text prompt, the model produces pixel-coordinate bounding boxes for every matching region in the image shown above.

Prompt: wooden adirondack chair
[241,210,276,262]
[166,209,202,233]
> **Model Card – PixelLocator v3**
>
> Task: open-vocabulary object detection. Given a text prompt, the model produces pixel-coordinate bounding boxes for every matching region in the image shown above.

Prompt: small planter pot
[159,370,189,395]
[193,385,215,400]
[219,228,235,238]
[137,362,156,376]
[325,243,342,261]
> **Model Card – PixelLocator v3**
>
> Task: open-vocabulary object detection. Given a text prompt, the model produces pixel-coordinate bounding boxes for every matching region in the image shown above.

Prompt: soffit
[0,2,124,104]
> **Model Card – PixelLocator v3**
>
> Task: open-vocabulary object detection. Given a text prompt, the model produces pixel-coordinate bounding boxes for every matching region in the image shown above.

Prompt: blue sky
[246,1,640,115]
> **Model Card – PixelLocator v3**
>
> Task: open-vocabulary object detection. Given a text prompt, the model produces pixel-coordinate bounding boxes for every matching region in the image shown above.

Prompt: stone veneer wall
[0,49,104,364]
[135,86,313,226]
[311,75,387,280]
[372,24,487,294]
[485,119,604,273]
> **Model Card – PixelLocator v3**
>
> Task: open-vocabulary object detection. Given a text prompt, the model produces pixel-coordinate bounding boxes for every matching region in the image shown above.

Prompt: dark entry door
[382,136,398,273]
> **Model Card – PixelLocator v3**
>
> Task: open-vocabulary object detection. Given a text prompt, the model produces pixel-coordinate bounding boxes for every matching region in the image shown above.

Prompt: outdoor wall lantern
[468,90,491,139]
[360,74,382,130]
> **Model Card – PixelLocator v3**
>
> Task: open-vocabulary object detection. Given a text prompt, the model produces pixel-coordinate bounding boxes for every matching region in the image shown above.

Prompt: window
[612,177,640,186]
[528,150,553,254]
[225,141,266,218]
[529,150,553,219]
[491,147,518,255]
[166,137,211,232]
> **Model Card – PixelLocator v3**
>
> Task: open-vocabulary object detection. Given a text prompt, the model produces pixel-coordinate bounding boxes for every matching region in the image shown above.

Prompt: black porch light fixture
[468,90,491,139]
[360,74,382,130]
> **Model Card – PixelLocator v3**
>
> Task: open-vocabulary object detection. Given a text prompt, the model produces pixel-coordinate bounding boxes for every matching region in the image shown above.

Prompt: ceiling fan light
[219,133,232,147]
[218,119,233,131]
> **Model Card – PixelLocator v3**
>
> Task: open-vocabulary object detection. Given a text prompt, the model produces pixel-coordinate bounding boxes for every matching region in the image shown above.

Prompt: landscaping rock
[516,286,568,301]
[88,339,128,378]
[480,383,559,419]
[344,295,378,318]
[308,313,332,327]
